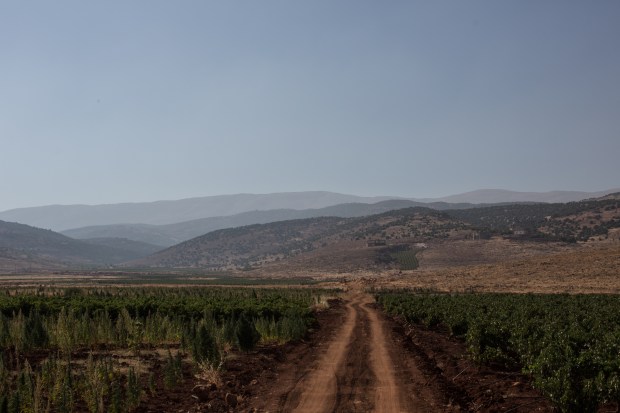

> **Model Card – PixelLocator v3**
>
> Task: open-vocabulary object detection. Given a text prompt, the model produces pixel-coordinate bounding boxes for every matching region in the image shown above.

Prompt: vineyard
[0,286,334,412]
[376,291,620,412]
[391,250,419,270]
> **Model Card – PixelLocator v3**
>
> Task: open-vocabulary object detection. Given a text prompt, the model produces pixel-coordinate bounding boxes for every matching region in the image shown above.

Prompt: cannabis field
[377,291,620,412]
[0,286,332,412]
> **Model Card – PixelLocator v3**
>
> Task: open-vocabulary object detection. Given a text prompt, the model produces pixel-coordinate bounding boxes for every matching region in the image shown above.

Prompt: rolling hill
[3,193,618,273]
[0,220,162,269]
[129,196,620,271]
[446,196,620,242]
[0,246,68,272]
[62,199,475,247]
[128,207,466,270]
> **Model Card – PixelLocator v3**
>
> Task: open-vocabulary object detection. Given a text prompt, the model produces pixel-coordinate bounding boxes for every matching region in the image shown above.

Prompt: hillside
[0,246,68,272]
[80,237,163,257]
[63,223,180,247]
[130,196,620,271]
[446,197,620,242]
[0,220,160,268]
[129,207,468,270]
[62,199,476,247]
[4,195,618,273]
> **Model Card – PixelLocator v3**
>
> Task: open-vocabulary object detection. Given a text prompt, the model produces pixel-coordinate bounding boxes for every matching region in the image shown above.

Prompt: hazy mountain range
[1,192,618,272]
[420,188,620,204]
[0,192,396,231]
[1,189,618,233]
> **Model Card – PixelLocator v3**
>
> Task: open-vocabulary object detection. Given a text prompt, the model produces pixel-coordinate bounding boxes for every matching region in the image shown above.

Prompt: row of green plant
[0,352,144,413]
[0,314,278,413]
[391,250,419,270]
[377,291,620,412]
[82,273,318,286]
[0,286,334,412]
[0,286,329,320]
[0,305,309,353]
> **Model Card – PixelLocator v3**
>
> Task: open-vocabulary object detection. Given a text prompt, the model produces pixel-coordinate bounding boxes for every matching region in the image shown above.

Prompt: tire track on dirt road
[361,296,408,413]
[332,300,374,412]
[282,295,358,412]
[281,291,420,413]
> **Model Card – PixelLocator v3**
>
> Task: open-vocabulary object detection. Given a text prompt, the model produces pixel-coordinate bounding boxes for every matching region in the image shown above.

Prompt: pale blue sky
[1,1,619,211]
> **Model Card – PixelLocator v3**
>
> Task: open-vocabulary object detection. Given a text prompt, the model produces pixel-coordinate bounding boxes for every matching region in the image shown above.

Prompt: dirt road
[274,291,443,413]
[233,286,553,413]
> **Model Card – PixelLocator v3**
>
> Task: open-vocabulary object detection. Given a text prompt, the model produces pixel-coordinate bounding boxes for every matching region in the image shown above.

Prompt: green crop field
[391,250,419,270]
[377,291,620,412]
[0,286,337,412]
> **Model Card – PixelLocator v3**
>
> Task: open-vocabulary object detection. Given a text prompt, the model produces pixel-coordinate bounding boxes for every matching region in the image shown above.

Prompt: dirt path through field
[362,296,404,413]
[281,294,358,412]
[276,289,434,412]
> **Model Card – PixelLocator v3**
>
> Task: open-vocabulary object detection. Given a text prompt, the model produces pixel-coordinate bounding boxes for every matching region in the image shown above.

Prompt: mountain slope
[62,200,480,247]
[446,197,620,242]
[0,246,68,272]
[0,220,159,266]
[130,196,620,270]
[80,238,163,257]
[63,224,179,247]
[129,207,463,269]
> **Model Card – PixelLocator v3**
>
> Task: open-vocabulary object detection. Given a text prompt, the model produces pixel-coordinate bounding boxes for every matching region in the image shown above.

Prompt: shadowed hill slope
[0,220,160,267]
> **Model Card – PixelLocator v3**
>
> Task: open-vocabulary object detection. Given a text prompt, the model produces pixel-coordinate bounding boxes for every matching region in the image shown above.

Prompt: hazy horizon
[2,187,619,214]
[2,1,619,211]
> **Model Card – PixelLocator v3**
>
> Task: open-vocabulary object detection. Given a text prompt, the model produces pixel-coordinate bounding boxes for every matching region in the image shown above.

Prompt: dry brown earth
[378,242,620,293]
[248,285,553,413]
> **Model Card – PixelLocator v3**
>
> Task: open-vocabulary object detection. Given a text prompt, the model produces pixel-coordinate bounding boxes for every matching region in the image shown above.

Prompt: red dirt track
[249,287,552,413]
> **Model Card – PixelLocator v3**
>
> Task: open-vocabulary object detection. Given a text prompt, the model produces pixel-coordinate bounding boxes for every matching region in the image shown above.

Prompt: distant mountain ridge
[1,188,618,232]
[0,192,399,231]
[420,188,620,204]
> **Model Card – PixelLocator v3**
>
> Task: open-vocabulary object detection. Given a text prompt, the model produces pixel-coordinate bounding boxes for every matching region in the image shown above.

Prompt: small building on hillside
[367,239,387,247]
